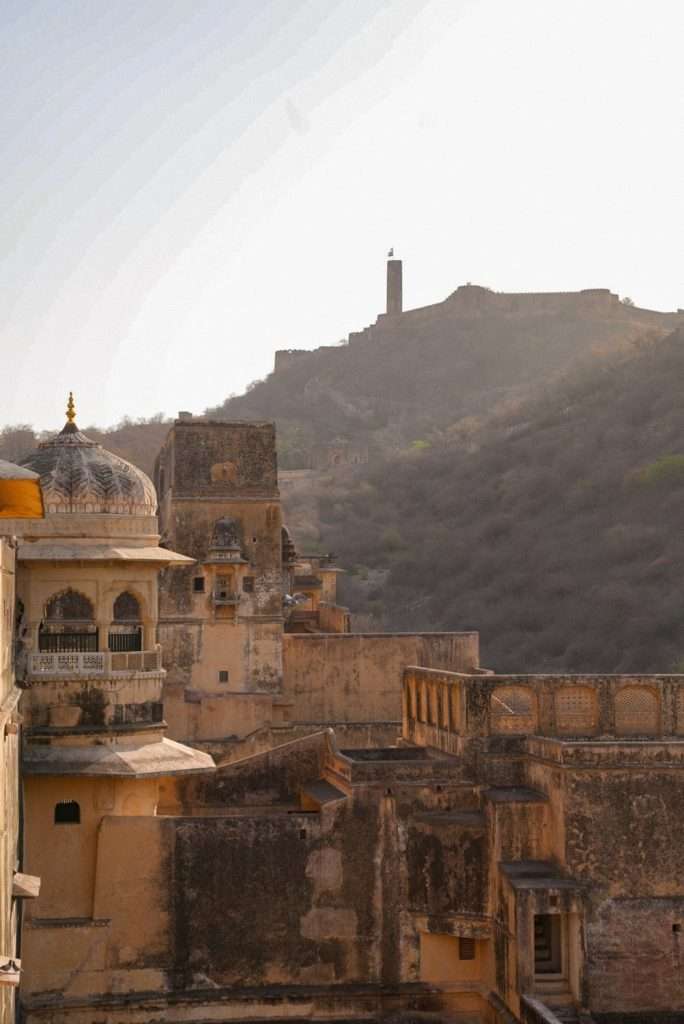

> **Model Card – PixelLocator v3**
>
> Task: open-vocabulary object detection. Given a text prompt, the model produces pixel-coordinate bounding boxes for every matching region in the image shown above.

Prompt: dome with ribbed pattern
[21,421,156,517]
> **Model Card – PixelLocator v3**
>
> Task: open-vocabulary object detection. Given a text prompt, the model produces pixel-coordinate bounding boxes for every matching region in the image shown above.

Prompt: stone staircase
[522,995,596,1024]
[547,1004,596,1024]
[547,1007,580,1023]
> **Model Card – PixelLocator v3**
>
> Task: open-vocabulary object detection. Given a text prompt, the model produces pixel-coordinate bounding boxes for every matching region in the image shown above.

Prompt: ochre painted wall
[22,813,170,1003]
[0,541,20,1024]
[283,633,479,724]
[22,776,159,922]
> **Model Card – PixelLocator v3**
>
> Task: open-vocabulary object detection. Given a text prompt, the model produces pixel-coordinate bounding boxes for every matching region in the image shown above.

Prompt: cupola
[20,394,156,517]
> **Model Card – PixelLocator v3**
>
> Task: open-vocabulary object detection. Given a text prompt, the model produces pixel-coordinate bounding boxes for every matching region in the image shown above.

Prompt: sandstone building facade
[153,417,473,756]
[0,458,43,1024]
[0,403,682,1024]
[1,410,211,1020]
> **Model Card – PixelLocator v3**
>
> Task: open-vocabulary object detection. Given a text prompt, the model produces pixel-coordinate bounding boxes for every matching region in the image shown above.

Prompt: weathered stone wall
[284,633,479,724]
[20,735,496,1022]
[404,666,684,1017]
[21,812,170,1006]
[0,540,20,1024]
[180,730,333,809]
[562,766,684,1014]
[318,601,350,634]
[156,420,278,501]
[157,420,285,741]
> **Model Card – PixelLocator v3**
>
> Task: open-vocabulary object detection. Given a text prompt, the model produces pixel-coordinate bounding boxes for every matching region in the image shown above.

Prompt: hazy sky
[2,0,683,430]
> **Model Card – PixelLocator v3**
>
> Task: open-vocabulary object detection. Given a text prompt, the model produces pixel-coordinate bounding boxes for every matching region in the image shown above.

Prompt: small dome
[20,407,156,517]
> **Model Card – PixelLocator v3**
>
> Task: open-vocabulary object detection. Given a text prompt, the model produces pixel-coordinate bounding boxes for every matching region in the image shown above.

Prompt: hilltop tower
[386,253,403,315]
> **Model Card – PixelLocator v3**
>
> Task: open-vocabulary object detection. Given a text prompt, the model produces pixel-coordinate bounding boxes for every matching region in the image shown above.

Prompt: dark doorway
[534,914,562,975]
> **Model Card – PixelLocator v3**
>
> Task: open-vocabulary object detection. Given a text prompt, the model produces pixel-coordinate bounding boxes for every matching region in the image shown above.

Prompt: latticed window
[555,687,598,735]
[614,686,659,735]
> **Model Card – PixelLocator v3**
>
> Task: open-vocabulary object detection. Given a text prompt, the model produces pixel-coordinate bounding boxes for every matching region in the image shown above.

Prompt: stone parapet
[403,667,684,748]
[26,647,163,679]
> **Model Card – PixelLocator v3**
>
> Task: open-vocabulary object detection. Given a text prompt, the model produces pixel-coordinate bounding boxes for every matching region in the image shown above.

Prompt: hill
[317,327,684,674]
[209,285,682,466]
[3,283,680,479]
[4,282,684,677]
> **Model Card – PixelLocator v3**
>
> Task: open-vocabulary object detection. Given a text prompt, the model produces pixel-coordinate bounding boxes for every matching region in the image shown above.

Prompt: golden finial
[66,392,76,424]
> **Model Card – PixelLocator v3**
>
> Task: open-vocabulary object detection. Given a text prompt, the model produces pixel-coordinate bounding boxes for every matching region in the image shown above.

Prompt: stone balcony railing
[27,645,163,679]
[403,665,684,749]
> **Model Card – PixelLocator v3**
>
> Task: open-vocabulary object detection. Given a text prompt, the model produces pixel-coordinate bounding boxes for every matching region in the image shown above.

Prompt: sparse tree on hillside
[0,425,38,463]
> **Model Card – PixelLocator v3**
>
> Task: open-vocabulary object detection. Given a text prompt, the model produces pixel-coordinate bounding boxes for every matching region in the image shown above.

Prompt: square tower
[155,418,285,744]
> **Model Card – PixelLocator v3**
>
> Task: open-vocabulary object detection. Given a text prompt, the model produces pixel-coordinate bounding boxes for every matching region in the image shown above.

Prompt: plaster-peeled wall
[21,813,170,1005]
[283,633,479,724]
[21,738,494,1022]
[0,540,19,1024]
[563,766,684,1014]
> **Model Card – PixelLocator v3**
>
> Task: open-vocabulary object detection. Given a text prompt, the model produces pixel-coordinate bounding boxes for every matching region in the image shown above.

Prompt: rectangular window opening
[218,670,229,684]
[193,577,205,593]
[458,937,476,961]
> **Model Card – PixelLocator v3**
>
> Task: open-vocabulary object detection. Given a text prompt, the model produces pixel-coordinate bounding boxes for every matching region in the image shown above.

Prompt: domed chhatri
[20,394,157,516]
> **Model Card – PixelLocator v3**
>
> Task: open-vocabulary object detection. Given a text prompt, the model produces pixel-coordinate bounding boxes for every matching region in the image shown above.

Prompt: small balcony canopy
[0,460,43,519]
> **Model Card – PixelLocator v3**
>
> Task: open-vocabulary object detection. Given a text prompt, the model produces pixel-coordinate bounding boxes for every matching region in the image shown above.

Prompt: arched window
[109,591,142,652]
[45,589,94,622]
[54,800,80,825]
[113,592,141,622]
[39,590,97,653]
